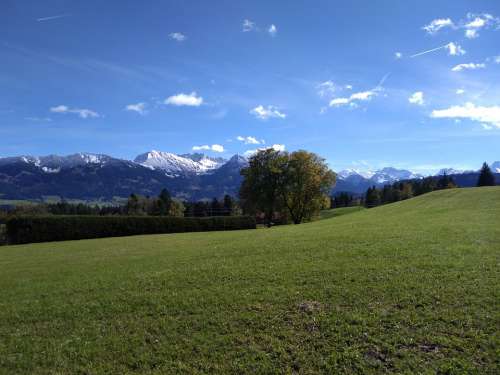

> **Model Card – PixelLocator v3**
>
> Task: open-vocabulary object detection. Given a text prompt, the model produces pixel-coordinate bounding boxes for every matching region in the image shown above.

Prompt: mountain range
[0,151,498,202]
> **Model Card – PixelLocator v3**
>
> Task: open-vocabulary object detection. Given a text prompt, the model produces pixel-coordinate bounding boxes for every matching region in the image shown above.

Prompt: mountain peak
[491,161,500,173]
[134,150,226,176]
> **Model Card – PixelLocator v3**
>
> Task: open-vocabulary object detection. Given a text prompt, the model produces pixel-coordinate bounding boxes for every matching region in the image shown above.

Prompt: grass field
[0,187,499,374]
[318,206,365,221]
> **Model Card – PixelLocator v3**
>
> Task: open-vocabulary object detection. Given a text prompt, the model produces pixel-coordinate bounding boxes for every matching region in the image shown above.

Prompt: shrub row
[0,224,6,246]
[6,215,256,244]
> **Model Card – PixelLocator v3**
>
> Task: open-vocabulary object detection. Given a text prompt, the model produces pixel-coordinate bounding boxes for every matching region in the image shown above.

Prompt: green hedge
[6,215,256,244]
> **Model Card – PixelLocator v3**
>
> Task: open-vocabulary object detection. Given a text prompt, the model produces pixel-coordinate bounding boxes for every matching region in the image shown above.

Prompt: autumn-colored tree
[240,149,335,225]
[280,150,336,224]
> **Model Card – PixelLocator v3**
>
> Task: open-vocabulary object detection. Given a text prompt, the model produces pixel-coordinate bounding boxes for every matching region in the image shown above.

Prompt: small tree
[477,162,496,186]
[169,199,185,217]
[158,188,172,216]
[223,195,235,216]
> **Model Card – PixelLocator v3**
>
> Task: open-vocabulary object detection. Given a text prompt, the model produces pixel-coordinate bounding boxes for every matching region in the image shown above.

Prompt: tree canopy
[240,149,335,225]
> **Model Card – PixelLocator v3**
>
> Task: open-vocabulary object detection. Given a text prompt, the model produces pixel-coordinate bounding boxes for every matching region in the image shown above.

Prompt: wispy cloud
[408,91,424,105]
[446,42,466,56]
[242,19,256,32]
[244,144,285,156]
[317,80,336,98]
[236,136,263,145]
[250,105,286,120]
[463,13,500,39]
[431,102,500,129]
[456,89,465,95]
[192,144,224,152]
[50,105,99,119]
[268,24,277,36]
[37,14,71,22]
[422,18,455,34]
[165,92,203,107]
[422,13,500,39]
[24,117,52,122]
[451,63,485,72]
[395,52,403,59]
[329,75,388,108]
[125,102,147,115]
[169,32,186,42]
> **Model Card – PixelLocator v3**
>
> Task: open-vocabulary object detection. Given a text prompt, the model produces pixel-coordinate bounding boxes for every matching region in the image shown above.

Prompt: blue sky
[1,0,500,174]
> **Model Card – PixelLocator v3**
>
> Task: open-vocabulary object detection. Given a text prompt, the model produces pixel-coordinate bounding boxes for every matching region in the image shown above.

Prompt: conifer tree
[477,162,496,186]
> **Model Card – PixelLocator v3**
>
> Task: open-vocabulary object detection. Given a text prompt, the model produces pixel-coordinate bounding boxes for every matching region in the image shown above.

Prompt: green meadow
[0,187,499,374]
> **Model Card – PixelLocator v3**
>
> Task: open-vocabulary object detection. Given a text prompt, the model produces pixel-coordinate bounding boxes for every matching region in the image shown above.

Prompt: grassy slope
[318,206,365,220]
[0,187,499,374]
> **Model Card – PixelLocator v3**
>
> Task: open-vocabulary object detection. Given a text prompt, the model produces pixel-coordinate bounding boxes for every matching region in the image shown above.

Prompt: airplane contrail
[377,72,391,88]
[410,43,449,58]
[37,14,71,22]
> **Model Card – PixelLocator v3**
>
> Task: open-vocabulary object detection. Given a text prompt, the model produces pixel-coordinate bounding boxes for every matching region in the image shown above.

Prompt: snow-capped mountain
[0,153,113,171]
[0,152,497,201]
[337,167,423,184]
[134,150,226,176]
[335,167,424,193]
[370,167,423,184]
[437,168,467,176]
[337,169,375,180]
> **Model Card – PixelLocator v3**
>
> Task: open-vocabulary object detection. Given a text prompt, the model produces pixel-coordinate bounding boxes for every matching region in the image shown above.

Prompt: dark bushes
[6,215,256,244]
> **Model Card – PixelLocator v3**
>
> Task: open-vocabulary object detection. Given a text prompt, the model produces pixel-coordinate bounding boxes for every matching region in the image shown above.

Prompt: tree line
[0,189,240,221]
[364,162,497,208]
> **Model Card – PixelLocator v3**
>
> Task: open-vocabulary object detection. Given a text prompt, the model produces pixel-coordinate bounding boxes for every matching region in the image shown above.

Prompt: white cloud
[268,24,277,36]
[465,29,478,39]
[422,18,455,34]
[237,136,262,145]
[422,13,499,38]
[192,144,225,152]
[317,80,336,98]
[244,144,285,156]
[395,52,403,59]
[408,91,424,105]
[211,144,224,152]
[350,91,376,100]
[463,13,499,38]
[50,105,99,119]
[330,89,377,107]
[456,89,465,95]
[494,56,500,64]
[431,102,500,129]
[250,105,286,120]
[165,92,203,107]
[451,63,485,72]
[125,102,147,115]
[242,19,256,32]
[169,32,186,42]
[446,42,466,56]
[345,85,353,90]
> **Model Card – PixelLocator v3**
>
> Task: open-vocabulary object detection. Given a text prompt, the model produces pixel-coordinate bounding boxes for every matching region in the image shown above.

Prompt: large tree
[240,149,287,226]
[477,162,496,187]
[280,150,336,224]
[240,149,335,225]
